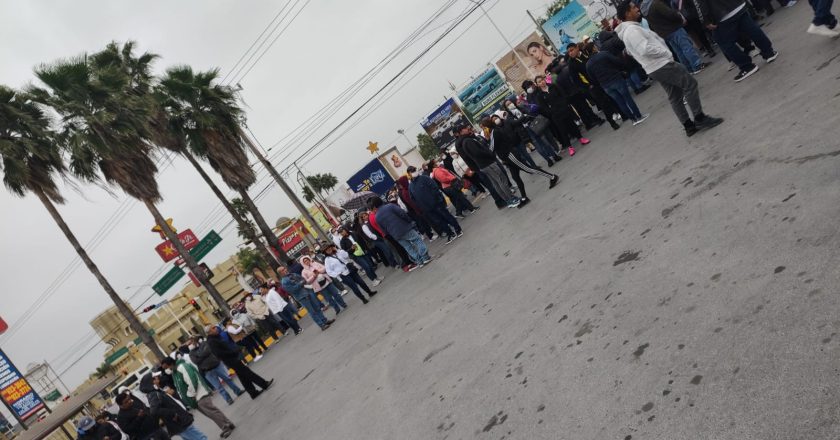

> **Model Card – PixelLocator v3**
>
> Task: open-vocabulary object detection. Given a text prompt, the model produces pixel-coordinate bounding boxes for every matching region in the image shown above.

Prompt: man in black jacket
[408,165,462,244]
[138,373,205,440]
[205,325,273,399]
[453,127,508,209]
[551,59,604,129]
[586,49,649,125]
[531,75,589,156]
[454,125,520,209]
[115,391,170,440]
[186,336,243,405]
[690,0,778,81]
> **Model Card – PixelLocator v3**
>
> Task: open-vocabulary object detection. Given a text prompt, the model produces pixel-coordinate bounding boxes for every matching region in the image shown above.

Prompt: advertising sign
[346,159,396,195]
[541,0,602,51]
[154,229,200,262]
[0,349,45,424]
[456,67,512,121]
[278,220,309,255]
[495,32,558,93]
[420,98,470,149]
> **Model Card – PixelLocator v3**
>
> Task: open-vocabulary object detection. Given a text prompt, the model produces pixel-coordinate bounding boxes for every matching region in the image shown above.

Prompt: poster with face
[420,98,470,149]
[495,32,558,93]
[541,0,602,51]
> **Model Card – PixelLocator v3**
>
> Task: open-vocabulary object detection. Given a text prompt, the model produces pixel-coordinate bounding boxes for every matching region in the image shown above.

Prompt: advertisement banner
[541,0,602,51]
[154,229,199,262]
[378,146,410,179]
[495,32,558,93]
[457,67,512,121]
[0,349,45,423]
[346,159,395,195]
[420,98,470,150]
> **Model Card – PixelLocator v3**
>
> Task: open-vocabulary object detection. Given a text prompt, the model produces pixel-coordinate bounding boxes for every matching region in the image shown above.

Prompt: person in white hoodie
[615,0,724,137]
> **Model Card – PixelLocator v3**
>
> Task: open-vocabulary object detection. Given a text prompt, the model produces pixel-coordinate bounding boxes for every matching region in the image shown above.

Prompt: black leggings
[340,270,374,301]
[504,153,554,200]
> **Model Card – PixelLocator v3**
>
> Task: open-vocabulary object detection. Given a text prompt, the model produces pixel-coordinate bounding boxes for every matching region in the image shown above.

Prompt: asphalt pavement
[192,6,840,439]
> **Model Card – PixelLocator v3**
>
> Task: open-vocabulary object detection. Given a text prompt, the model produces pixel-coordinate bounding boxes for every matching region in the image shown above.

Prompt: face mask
[526,87,535,94]
[188,344,196,350]
[410,171,419,178]
[506,104,515,111]
[493,119,502,126]
[164,368,173,375]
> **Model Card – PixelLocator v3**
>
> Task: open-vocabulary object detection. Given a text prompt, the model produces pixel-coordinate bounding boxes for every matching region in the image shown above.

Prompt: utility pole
[240,127,331,240]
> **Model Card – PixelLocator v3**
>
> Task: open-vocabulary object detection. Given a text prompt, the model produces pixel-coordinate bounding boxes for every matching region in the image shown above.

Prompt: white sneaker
[340,289,349,296]
[372,279,381,287]
[429,234,439,242]
[252,355,263,363]
[632,114,650,126]
[807,23,840,37]
[785,0,797,7]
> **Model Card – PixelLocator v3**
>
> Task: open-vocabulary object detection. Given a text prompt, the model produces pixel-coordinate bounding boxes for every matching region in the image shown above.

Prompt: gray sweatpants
[649,61,703,125]
[480,162,513,202]
[197,395,232,429]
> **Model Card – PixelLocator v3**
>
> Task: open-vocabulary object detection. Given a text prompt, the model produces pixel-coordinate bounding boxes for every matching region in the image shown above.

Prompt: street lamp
[397,129,414,148]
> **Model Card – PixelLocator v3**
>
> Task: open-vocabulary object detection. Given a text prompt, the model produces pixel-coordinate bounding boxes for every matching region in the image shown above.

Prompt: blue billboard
[346,159,395,195]
[457,67,511,120]
[0,349,45,424]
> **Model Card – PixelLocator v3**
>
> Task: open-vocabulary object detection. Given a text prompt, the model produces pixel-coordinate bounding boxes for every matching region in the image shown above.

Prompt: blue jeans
[397,229,430,264]
[203,362,242,403]
[666,28,702,72]
[513,142,537,168]
[319,283,347,312]
[713,10,774,70]
[603,80,642,121]
[350,254,378,280]
[295,290,328,327]
[809,0,837,25]
[178,425,207,440]
[424,205,461,238]
[370,239,397,266]
[271,308,301,333]
[526,127,558,163]
[627,70,643,90]
[340,270,374,302]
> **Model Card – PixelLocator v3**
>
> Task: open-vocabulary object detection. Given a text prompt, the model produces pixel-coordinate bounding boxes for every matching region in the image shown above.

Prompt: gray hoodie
[615,20,673,74]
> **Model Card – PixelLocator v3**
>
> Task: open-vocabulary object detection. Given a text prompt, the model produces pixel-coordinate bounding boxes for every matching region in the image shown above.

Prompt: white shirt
[324,255,350,278]
[264,289,289,314]
[616,20,673,74]
[362,224,378,240]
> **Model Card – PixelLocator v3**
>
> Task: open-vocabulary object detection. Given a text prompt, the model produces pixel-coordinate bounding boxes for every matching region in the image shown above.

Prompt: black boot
[684,119,699,137]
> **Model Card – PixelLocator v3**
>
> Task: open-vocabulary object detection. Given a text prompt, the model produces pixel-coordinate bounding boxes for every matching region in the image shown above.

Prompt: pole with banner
[0,349,48,429]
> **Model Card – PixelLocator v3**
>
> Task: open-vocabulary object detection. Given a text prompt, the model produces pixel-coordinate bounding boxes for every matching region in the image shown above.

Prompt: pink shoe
[568,146,576,156]
[579,137,591,145]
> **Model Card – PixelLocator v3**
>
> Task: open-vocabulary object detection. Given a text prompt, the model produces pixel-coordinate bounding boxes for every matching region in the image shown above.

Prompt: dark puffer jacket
[138,373,194,435]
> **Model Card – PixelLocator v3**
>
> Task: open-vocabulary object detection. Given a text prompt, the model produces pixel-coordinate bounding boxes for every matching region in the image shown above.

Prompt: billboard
[541,0,602,51]
[456,67,512,121]
[495,32,558,94]
[346,159,395,195]
[420,99,469,150]
[378,146,411,179]
[0,350,45,424]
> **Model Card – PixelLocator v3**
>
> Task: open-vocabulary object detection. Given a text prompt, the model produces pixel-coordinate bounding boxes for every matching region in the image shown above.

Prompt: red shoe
[568,146,576,156]
[579,137,590,145]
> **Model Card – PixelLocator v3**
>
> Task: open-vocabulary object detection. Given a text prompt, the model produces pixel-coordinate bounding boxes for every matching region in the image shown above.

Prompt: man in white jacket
[615,0,724,137]
[260,284,303,335]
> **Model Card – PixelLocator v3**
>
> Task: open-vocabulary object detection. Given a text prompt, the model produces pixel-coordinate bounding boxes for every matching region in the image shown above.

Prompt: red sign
[0,316,7,335]
[155,229,199,262]
[278,221,308,253]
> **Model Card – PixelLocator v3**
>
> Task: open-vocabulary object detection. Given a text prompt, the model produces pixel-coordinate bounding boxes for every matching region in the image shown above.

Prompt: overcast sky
[0,0,554,397]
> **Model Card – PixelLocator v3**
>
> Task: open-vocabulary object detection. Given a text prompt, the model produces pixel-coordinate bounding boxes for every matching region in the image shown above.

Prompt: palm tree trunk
[142,199,231,315]
[182,152,282,278]
[237,190,291,264]
[34,188,165,361]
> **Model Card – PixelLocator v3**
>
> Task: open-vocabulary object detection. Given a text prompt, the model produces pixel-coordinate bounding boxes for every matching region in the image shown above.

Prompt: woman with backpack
[428,161,477,218]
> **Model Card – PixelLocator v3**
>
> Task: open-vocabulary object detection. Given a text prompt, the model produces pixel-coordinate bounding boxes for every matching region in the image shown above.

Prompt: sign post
[0,349,46,429]
[152,231,222,296]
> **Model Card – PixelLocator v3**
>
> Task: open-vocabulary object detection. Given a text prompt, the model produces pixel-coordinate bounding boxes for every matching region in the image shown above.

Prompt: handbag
[529,115,551,135]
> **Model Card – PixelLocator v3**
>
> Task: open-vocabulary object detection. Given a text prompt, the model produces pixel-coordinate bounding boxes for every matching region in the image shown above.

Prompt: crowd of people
[72,0,836,437]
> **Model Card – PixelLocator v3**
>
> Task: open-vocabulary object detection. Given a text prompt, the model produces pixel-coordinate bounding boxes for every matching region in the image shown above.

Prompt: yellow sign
[366,141,379,154]
[151,218,177,239]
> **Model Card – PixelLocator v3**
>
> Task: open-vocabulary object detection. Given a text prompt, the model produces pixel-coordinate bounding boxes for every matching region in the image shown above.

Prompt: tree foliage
[236,247,268,274]
[416,133,439,160]
[539,0,572,24]
[231,197,257,242]
[301,172,338,202]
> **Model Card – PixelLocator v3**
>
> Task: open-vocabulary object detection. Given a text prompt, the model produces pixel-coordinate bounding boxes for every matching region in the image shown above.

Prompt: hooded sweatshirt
[171,358,211,409]
[116,394,160,439]
[300,257,331,291]
[138,373,193,435]
[641,0,686,38]
[616,20,673,74]
[395,176,423,214]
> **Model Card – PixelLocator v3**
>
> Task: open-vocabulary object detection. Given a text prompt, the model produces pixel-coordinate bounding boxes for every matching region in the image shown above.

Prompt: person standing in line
[160,357,235,438]
[323,244,379,303]
[185,337,243,406]
[689,0,778,81]
[75,415,123,440]
[138,373,208,440]
[585,47,650,125]
[454,124,521,208]
[300,255,349,314]
[804,0,837,36]
[395,176,441,239]
[429,161,477,217]
[337,227,384,285]
[260,283,303,335]
[224,313,264,363]
[407,165,463,244]
[244,291,283,340]
[205,325,274,398]
[484,113,559,208]
[452,134,508,209]
[370,197,433,266]
[359,210,399,268]
[115,391,170,440]
[642,0,708,73]
[367,203,417,272]
[616,1,725,136]
[531,74,590,156]
[280,266,334,331]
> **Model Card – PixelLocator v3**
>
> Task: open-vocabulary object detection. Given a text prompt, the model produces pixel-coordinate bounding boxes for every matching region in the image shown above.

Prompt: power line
[220,0,296,84]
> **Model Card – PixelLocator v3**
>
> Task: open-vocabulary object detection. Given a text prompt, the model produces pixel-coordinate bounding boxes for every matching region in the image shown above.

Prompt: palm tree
[0,85,165,360]
[156,66,292,264]
[29,42,231,314]
[153,72,283,276]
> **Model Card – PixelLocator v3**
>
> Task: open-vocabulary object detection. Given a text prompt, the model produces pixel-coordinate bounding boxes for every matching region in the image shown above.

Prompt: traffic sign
[154,229,199,262]
[152,231,221,295]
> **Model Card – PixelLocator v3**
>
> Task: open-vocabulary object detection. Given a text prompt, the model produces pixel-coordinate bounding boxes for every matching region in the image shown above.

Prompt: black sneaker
[517,198,531,208]
[765,51,779,63]
[445,235,455,245]
[546,158,555,167]
[695,114,724,131]
[734,64,759,82]
[263,379,274,390]
[553,155,562,161]
[684,120,699,137]
[549,175,559,189]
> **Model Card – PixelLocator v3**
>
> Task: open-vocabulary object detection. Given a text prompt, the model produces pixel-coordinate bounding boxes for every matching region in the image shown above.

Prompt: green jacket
[171,358,212,409]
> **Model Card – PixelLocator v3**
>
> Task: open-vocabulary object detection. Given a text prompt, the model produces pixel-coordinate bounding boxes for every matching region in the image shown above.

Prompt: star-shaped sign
[367,141,379,154]
[161,244,177,258]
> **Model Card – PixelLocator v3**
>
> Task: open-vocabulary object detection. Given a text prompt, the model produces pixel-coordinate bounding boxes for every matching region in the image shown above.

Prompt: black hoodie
[116,395,161,440]
[455,135,497,170]
[138,373,193,435]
